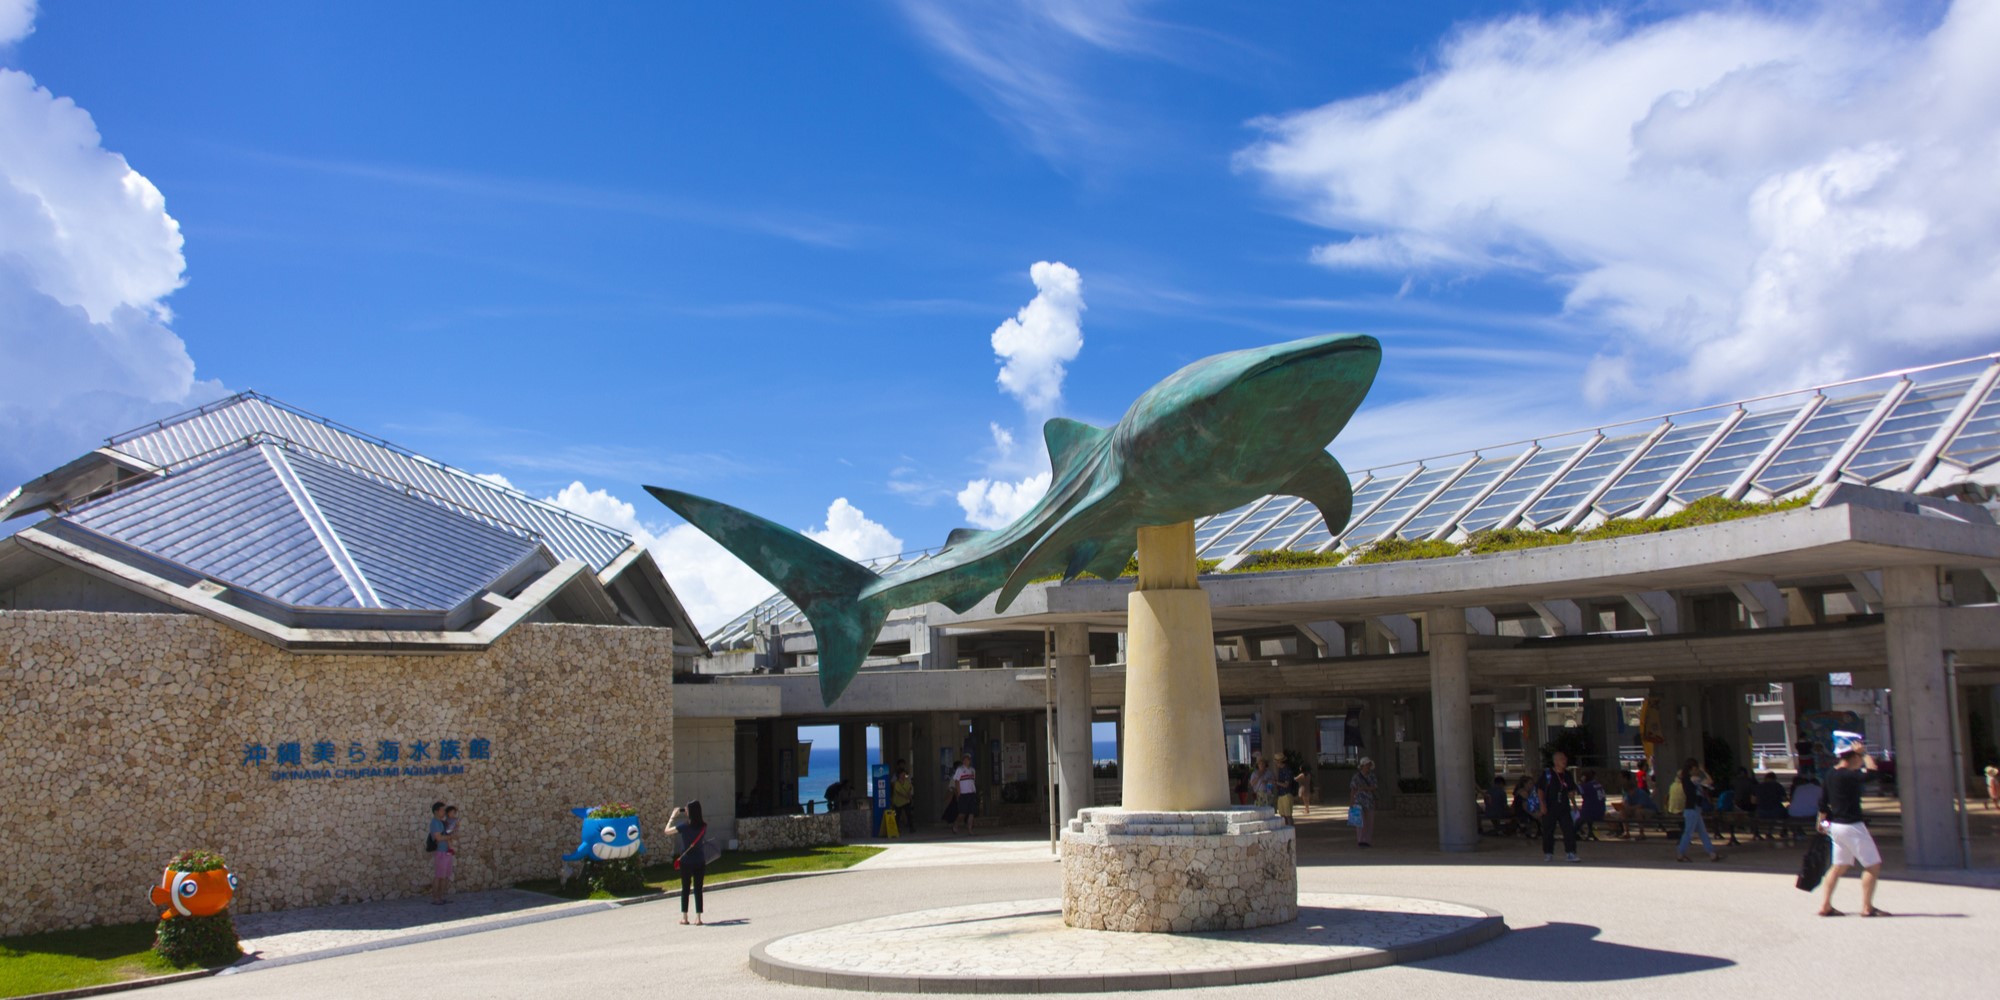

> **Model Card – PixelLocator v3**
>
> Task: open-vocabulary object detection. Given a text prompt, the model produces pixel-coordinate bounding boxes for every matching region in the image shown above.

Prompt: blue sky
[4,0,1995,630]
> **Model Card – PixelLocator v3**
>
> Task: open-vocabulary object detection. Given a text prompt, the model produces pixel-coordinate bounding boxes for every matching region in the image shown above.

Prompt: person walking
[1295,766,1313,816]
[667,801,710,925]
[1249,755,1274,808]
[1577,770,1607,841]
[1985,765,1998,811]
[890,761,915,833]
[951,754,979,835]
[1672,758,1722,862]
[1538,750,1581,862]
[426,801,453,904]
[1817,735,1889,917]
[1349,757,1378,847]
[1274,754,1298,825]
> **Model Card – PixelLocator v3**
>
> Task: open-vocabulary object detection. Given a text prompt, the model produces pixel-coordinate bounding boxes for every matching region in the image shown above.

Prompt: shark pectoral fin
[1282,452,1354,538]
[994,479,1122,611]
[1083,539,1133,581]
[1043,418,1110,478]
[571,807,592,818]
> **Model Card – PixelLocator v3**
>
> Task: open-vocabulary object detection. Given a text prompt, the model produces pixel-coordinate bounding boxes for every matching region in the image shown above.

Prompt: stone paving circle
[749,892,1506,993]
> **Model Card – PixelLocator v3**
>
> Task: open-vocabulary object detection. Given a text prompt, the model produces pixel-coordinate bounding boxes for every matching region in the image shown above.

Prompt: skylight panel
[1843,378,1973,482]
[1194,500,1261,550]
[1205,496,1299,556]
[1397,455,1513,538]
[1341,466,1455,541]
[1593,421,1718,516]
[1457,445,1578,534]
[1523,433,1649,526]
[1673,406,1801,500]
[1943,380,2000,467]
[1754,390,1883,494]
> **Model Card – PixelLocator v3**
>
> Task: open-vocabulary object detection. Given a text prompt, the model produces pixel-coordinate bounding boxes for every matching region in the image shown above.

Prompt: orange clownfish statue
[151,866,238,920]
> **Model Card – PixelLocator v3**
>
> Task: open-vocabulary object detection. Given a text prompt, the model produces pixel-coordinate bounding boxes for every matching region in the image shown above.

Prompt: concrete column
[1121,522,1230,811]
[1053,622,1094,826]
[1428,607,1478,851]
[1884,564,1958,867]
[839,722,868,805]
[1259,699,1283,765]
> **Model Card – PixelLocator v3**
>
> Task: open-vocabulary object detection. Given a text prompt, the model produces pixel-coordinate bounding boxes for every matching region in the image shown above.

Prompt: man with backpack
[1537,750,1581,863]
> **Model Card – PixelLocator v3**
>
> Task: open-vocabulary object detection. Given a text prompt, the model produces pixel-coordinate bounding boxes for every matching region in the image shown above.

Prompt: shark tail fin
[645,486,888,706]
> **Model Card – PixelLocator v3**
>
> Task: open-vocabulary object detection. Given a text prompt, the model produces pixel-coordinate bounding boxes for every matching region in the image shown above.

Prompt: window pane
[1593,421,1720,516]
[1523,433,1651,527]
[1458,445,1580,534]
[1843,378,1973,482]
[1399,455,1516,538]
[1673,405,1802,500]
[1755,390,1883,493]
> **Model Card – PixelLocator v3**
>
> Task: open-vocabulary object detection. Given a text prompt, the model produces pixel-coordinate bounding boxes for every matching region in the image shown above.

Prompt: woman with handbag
[1672,759,1722,863]
[666,801,711,925]
[1349,757,1378,847]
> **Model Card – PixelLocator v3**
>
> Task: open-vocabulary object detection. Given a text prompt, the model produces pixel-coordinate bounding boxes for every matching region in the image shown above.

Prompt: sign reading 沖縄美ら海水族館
[240,737,493,781]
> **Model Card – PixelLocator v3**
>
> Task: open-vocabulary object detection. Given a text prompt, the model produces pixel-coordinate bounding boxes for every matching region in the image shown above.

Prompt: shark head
[1117,333,1381,504]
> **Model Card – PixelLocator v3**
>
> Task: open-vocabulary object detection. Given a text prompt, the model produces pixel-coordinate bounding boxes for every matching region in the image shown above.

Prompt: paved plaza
[128,808,1998,999]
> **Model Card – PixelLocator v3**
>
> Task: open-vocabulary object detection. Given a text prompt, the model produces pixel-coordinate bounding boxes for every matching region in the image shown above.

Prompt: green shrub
[582,857,646,896]
[1226,549,1346,573]
[586,802,638,819]
[153,913,239,968]
[1349,538,1460,564]
[162,849,226,873]
[1580,494,1809,541]
[1463,527,1575,554]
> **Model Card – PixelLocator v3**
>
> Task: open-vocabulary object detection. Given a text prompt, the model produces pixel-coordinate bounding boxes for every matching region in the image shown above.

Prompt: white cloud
[0,0,34,46]
[992,260,1085,414]
[803,497,905,561]
[948,263,1087,528]
[0,4,223,492]
[1240,2,2000,404]
[544,482,905,634]
[956,471,1052,530]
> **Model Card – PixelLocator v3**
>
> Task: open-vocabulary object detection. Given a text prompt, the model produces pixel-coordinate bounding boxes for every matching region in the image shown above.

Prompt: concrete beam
[1728,581,1789,629]
[1369,615,1419,654]
[1623,591,1679,636]
[1529,599,1583,637]
[1847,571,1884,614]
[1295,620,1345,658]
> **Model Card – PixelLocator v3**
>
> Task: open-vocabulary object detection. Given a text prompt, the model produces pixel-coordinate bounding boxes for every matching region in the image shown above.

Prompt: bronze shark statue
[648,332,1381,704]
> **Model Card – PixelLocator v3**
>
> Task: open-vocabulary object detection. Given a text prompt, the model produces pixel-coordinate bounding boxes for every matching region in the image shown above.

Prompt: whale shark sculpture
[648,332,1381,705]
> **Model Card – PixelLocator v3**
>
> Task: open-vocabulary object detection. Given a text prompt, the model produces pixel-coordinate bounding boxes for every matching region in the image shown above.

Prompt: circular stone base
[1062,807,1296,932]
[749,893,1505,993]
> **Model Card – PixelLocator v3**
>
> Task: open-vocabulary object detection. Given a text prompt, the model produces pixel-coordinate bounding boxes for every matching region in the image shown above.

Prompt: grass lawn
[0,920,223,999]
[515,844,884,900]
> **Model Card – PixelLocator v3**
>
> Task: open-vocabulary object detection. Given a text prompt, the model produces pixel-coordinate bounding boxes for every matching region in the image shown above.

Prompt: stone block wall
[1061,808,1297,933]
[0,611,675,936]
[735,813,841,853]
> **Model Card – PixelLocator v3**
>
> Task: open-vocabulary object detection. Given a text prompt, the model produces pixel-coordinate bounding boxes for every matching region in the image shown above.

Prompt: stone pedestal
[1060,807,1297,933]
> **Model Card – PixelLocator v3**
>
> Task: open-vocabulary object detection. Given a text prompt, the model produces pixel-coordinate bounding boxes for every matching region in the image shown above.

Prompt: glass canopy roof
[707,354,2000,649]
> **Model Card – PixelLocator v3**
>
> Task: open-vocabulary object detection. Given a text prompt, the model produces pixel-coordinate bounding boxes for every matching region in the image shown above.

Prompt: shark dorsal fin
[1043,417,1108,476]
[945,527,988,548]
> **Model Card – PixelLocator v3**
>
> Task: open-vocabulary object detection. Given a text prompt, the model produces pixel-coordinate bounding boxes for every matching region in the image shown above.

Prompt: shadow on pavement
[1422,921,1734,981]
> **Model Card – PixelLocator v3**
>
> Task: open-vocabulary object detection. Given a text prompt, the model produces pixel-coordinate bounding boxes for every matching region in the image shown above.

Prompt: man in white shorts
[1816,732,1888,917]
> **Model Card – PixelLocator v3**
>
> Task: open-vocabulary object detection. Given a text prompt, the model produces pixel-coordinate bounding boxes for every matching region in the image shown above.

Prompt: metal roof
[705,353,2000,649]
[56,440,545,613]
[90,393,632,573]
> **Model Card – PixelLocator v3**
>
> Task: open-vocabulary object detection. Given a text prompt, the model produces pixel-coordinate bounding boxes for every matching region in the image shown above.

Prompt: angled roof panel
[282,450,543,611]
[1522,432,1651,527]
[1755,389,1885,493]
[1674,405,1804,501]
[1593,420,1720,518]
[65,444,359,608]
[1401,453,1516,538]
[101,394,631,573]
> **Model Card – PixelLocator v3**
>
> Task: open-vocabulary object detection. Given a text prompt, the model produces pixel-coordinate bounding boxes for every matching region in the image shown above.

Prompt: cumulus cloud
[1240,2,2000,404]
[956,471,1052,529]
[0,2,223,493]
[953,263,1085,528]
[545,482,904,634]
[803,497,905,561]
[991,261,1085,414]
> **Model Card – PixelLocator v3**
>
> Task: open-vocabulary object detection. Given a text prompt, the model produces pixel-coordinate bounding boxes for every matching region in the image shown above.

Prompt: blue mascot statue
[563,804,644,863]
